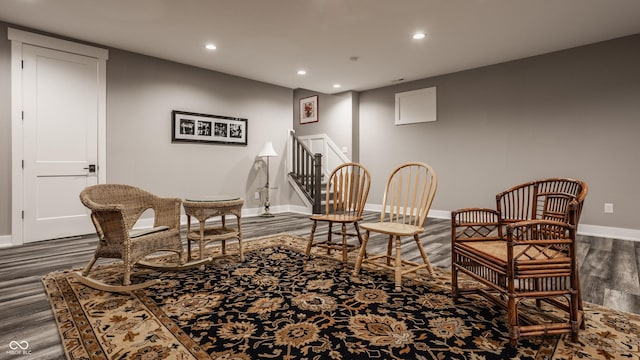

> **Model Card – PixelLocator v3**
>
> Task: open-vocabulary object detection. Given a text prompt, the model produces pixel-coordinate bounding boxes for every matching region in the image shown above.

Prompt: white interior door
[22,44,99,242]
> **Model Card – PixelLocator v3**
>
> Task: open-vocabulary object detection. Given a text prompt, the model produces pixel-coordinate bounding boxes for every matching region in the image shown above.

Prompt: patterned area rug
[43,234,640,359]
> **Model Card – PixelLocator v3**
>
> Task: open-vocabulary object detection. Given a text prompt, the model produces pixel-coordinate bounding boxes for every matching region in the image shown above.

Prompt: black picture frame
[172,110,247,145]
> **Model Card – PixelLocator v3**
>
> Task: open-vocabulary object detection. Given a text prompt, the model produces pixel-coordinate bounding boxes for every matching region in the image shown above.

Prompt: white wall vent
[394,87,437,125]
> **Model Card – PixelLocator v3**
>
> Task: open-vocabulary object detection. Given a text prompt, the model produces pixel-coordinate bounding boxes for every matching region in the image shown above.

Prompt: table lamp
[258,141,278,217]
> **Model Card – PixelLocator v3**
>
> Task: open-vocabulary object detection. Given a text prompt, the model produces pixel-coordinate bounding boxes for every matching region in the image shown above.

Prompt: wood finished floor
[1,211,639,359]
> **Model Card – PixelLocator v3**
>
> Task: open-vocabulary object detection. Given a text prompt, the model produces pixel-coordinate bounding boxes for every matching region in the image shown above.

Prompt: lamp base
[261,201,274,217]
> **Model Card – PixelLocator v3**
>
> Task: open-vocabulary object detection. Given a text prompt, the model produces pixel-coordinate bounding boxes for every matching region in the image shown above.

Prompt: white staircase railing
[293,132,350,179]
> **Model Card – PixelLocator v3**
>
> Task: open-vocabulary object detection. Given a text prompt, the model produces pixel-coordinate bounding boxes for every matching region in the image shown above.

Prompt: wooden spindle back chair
[353,162,437,291]
[305,162,371,265]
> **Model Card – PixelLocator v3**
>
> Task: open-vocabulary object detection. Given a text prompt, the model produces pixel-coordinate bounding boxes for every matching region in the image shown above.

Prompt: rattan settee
[451,178,587,344]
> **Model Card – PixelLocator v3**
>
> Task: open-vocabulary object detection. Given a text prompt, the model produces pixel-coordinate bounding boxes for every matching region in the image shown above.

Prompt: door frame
[8,28,109,246]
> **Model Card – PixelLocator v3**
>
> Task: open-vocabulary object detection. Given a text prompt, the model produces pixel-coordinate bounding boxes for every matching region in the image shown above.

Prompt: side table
[182,196,244,262]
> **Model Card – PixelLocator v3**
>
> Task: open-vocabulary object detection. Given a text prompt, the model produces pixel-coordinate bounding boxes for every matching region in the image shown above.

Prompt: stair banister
[288,130,323,213]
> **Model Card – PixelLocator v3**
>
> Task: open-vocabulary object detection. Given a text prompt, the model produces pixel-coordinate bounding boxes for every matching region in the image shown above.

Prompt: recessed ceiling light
[205,44,217,50]
[412,32,426,40]
[333,84,341,88]
[297,70,307,75]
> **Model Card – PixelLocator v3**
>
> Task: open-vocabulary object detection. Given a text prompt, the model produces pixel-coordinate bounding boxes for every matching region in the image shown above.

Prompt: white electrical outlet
[254,191,260,200]
[604,203,614,213]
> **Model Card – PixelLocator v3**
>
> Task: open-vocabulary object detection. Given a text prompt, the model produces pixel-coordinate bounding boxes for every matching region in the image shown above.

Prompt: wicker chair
[352,162,438,291]
[451,178,588,344]
[74,184,208,292]
[305,163,371,265]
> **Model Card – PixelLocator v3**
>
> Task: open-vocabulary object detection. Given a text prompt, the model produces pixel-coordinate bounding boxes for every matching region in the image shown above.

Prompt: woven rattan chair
[352,162,437,291]
[305,162,371,265]
[74,184,209,292]
[451,178,588,344]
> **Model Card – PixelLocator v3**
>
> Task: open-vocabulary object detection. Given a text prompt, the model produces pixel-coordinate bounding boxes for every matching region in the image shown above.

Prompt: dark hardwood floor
[1,211,639,359]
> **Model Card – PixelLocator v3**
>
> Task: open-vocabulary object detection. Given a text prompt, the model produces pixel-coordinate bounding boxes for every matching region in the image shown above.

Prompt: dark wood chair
[74,184,208,292]
[305,162,371,265]
[451,178,588,344]
[352,162,438,291]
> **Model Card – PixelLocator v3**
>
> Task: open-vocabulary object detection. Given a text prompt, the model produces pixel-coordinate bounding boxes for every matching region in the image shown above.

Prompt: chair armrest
[451,208,502,243]
[89,207,129,245]
[505,220,576,268]
[152,197,182,229]
[505,220,574,245]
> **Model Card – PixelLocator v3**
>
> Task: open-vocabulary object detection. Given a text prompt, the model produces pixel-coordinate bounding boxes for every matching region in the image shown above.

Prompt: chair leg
[508,296,519,346]
[352,230,369,277]
[451,247,459,301]
[413,234,433,276]
[327,222,333,255]
[574,267,586,330]
[81,255,99,276]
[451,264,459,302]
[394,235,402,292]
[341,223,348,264]
[306,220,317,257]
[353,222,366,259]
[386,235,393,266]
[571,290,581,341]
[123,265,132,286]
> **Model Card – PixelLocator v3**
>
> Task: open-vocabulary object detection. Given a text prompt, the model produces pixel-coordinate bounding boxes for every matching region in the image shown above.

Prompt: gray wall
[0,25,10,235]
[351,91,360,162]
[106,49,293,208]
[293,89,355,160]
[359,34,640,230]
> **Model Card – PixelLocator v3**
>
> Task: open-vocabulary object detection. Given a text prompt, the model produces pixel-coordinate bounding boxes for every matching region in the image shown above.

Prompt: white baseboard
[578,224,640,242]
[0,235,13,248]
[285,205,312,215]
[242,205,293,218]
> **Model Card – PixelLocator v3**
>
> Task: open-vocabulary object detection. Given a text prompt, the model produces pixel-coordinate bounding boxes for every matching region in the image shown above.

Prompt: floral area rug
[43,234,640,359]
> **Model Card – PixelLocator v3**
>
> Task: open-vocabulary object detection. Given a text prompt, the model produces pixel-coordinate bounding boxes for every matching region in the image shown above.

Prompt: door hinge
[21,211,24,219]
[21,111,24,121]
[21,60,24,69]
[22,160,24,169]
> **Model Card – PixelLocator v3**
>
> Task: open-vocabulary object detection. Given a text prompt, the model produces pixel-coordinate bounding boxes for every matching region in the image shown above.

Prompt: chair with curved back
[352,162,438,291]
[451,178,588,344]
[74,184,209,292]
[305,162,371,265]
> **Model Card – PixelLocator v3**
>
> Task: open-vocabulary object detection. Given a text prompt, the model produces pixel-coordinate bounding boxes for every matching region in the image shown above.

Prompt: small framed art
[299,95,319,124]
[172,110,247,145]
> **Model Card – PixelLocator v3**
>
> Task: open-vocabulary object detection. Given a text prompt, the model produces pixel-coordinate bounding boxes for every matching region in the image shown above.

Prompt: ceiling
[2,0,640,94]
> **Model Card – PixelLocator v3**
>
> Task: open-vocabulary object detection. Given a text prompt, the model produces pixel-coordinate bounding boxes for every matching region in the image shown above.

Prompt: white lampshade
[258,141,278,157]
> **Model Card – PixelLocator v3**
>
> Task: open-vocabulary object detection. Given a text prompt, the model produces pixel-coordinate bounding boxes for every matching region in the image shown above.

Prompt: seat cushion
[129,226,170,238]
